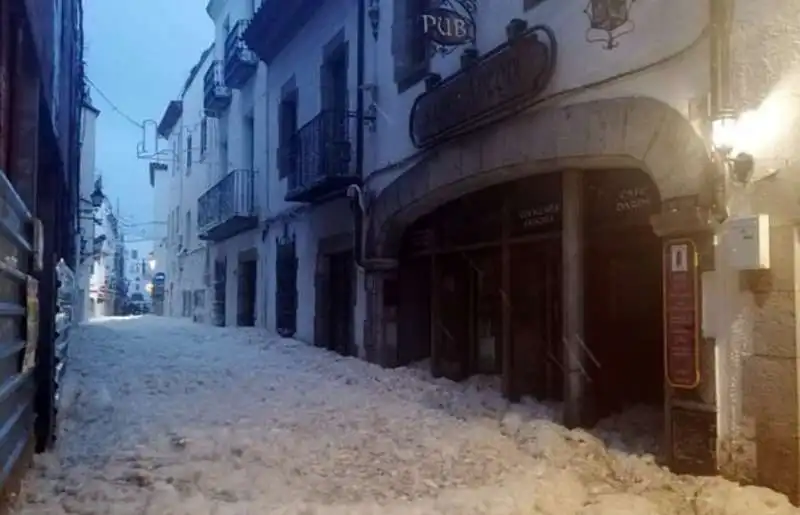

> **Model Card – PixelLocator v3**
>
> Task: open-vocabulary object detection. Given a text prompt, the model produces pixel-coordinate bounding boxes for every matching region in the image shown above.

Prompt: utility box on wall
[727,215,770,271]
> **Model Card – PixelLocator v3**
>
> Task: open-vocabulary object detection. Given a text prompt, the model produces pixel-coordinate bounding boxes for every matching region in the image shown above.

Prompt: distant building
[153,46,215,323]
[75,102,100,322]
[88,195,125,317]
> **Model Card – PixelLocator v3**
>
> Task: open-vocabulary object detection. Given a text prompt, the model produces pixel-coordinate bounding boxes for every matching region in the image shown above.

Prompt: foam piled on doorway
[406,358,663,454]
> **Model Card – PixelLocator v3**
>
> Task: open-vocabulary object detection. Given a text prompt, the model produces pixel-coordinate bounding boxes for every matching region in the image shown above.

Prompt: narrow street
[14,316,797,514]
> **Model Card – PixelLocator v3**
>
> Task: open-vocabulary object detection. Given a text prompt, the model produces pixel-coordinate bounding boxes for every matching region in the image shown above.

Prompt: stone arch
[367,96,712,257]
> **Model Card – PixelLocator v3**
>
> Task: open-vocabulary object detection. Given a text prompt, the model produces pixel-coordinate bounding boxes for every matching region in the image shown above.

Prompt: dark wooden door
[585,228,663,417]
[470,249,502,376]
[397,257,431,365]
[237,260,256,327]
[327,250,353,356]
[213,258,226,327]
[510,239,562,401]
[275,235,297,337]
[435,253,471,381]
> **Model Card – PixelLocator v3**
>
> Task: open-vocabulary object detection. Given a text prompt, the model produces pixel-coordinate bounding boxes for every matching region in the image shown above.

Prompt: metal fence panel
[0,168,37,489]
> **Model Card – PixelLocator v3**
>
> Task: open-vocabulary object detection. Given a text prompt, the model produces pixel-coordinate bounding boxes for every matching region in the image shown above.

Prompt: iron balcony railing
[203,60,231,112]
[224,20,258,88]
[280,109,355,193]
[224,20,257,66]
[197,169,256,234]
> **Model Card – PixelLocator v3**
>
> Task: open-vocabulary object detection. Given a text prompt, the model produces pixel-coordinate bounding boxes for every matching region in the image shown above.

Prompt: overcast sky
[83,0,211,250]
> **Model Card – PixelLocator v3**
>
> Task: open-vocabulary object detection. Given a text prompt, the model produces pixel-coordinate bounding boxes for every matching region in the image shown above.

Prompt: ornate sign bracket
[584,0,637,49]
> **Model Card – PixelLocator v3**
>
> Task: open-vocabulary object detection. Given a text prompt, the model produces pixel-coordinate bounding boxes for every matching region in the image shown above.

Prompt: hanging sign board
[663,239,700,389]
[409,26,556,148]
[421,8,475,46]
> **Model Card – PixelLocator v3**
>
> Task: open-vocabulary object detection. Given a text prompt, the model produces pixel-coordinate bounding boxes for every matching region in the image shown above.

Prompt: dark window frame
[200,117,208,159]
[186,134,193,175]
[277,77,298,180]
[392,0,431,93]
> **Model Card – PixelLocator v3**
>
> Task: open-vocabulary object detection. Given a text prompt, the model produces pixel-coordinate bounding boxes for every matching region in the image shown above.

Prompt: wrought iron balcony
[197,169,258,241]
[203,60,231,116]
[224,20,258,89]
[243,0,320,65]
[281,110,359,203]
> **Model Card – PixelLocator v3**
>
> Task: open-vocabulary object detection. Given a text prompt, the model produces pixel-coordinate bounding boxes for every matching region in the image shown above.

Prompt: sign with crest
[421,0,477,54]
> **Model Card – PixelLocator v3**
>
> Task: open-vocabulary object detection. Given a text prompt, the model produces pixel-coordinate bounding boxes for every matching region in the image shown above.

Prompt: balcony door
[321,41,349,177]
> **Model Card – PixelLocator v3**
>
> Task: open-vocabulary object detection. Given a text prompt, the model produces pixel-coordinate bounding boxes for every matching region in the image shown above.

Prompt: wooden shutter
[391,0,410,83]
[277,100,287,179]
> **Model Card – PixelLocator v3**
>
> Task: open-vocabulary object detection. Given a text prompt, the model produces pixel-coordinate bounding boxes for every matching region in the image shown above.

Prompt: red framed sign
[663,238,700,389]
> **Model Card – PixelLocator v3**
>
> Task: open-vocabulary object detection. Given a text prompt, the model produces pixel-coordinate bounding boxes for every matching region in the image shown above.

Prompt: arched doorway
[583,169,663,419]
[394,168,662,420]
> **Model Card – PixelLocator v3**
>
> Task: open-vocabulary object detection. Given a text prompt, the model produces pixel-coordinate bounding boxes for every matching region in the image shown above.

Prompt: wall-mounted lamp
[711,109,738,155]
[368,0,380,40]
[710,109,755,186]
[79,184,105,211]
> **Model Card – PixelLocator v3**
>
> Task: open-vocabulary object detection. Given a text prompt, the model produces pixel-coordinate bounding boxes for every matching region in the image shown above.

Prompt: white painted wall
[158,47,216,319]
[76,104,99,322]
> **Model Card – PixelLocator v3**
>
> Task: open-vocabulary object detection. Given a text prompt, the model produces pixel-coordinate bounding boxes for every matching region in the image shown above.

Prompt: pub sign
[422,7,475,46]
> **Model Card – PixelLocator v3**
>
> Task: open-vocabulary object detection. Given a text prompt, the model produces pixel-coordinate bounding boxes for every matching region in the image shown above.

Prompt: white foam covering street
[13,316,799,514]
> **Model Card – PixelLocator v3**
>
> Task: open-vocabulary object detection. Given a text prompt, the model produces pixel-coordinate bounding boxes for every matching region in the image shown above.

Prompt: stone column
[562,170,586,428]
[734,221,800,502]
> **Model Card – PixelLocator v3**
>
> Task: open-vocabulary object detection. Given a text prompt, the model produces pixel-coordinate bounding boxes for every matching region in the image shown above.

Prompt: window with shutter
[392,0,431,92]
[277,91,298,179]
[200,117,208,158]
[186,134,192,175]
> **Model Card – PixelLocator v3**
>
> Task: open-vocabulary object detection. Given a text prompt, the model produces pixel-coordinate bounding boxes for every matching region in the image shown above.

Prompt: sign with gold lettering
[422,8,474,46]
[663,239,700,389]
[409,25,556,148]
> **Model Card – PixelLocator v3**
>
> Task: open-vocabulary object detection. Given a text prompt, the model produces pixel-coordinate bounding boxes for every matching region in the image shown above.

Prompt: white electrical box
[727,214,770,270]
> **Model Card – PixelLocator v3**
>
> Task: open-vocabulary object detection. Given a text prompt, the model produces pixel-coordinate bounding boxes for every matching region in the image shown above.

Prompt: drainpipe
[351,0,397,272]
[709,0,732,120]
[705,0,735,224]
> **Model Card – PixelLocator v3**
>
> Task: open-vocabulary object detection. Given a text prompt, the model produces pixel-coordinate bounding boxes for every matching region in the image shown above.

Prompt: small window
[185,210,192,248]
[392,0,430,91]
[131,249,138,260]
[186,135,193,175]
[277,92,298,179]
[200,117,208,158]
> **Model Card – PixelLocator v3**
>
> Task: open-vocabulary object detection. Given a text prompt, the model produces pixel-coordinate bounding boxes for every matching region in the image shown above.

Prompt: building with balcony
[88,196,125,318]
[235,0,362,347]
[153,44,217,322]
[197,0,268,330]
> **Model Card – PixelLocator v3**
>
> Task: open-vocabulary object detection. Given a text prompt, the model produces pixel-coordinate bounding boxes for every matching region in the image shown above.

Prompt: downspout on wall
[350,0,397,273]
